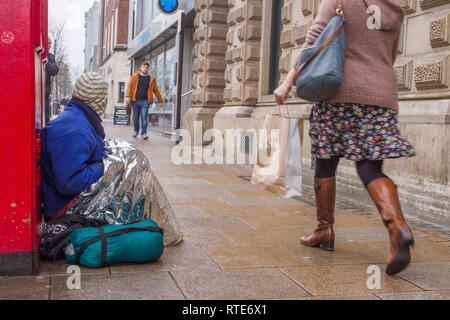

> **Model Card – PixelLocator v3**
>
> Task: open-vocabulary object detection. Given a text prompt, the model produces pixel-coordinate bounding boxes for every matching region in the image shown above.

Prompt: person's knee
[315,157,340,179]
[356,160,388,187]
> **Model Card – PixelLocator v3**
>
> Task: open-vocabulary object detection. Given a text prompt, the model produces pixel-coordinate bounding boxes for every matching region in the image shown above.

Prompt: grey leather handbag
[295,0,345,102]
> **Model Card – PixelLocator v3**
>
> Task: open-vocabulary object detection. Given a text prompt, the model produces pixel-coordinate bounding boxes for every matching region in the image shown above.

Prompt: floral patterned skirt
[309,102,415,161]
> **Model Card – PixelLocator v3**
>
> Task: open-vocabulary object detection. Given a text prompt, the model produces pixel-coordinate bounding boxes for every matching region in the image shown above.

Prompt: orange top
[126,72,163,105]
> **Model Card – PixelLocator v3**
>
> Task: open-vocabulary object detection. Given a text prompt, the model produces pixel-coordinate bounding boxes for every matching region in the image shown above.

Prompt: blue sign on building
[139,27,151,45]
[158,0,179,14]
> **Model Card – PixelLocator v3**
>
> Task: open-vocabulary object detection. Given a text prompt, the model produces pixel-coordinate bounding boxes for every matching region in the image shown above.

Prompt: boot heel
[399,228,415,247]
[320,239,334,251]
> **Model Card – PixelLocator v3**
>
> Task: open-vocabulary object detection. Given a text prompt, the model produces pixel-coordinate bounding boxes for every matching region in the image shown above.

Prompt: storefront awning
[128,4,195,60]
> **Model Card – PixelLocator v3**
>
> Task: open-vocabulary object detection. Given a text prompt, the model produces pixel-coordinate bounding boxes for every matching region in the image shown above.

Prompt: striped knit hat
[72,72,108,116]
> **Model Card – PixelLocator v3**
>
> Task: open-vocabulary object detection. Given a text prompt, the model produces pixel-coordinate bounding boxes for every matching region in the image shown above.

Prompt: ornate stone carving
[223,0,262,106]
[234,7,245,23]
[225,68,232,83]
[313,0,322,18]
[279,53,292,74]
[420,0,450,10]
[248,2,262,20]
[227,9,236,26]
[399,0,417,14]
[282,1,293,24]
[294,23,311,46]
[430,15,450,48]
[232,47,243,62]
[225,50,233,64]
[395,61,413,91]
[414,57,449,90]
[191,2,229,107]
[398,25,404,54]
[302,0,313,16]
[280,29,294,48]
[245,45,260,61]
[208,0,229,9]
[223,88,232,102]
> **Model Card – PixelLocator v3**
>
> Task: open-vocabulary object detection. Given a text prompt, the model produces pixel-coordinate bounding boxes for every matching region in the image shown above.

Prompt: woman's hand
[273,83,292,105]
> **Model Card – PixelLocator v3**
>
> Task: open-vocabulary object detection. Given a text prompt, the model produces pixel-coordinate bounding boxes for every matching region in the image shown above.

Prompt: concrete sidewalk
[1,119,450,300]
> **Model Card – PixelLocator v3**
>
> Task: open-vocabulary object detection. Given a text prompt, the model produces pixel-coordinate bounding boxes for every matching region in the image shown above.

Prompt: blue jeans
[132,100,149,135]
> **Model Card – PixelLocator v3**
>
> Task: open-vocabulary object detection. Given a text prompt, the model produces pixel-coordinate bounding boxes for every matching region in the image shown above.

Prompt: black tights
[315,156,388,187]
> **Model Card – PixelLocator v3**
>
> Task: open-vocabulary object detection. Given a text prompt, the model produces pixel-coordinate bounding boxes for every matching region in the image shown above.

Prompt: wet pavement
[1,118,450,300]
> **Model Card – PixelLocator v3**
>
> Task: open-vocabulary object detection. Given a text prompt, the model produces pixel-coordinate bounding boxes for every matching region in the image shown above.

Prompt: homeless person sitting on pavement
[40,72,108,222]
[39,72,175,266]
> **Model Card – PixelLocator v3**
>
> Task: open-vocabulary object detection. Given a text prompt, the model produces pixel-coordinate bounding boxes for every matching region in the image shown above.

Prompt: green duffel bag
[64,219,164,268]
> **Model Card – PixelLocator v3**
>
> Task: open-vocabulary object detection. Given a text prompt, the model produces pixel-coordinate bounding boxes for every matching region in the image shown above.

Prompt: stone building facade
[84,1,101,73]
[184,0,450,227]
[98,0,130,117]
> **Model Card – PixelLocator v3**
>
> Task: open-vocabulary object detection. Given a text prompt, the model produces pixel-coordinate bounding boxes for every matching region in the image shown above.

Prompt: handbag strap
[294,0,344,80]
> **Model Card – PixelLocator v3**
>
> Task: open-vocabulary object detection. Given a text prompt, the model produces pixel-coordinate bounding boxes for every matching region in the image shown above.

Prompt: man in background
[125,61,163,140]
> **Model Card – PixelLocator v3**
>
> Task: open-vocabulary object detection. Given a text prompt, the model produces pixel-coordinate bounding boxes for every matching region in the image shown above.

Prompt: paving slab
[368,241,450,263]
[167,197,230,208]
[269,204,317,216]
[293,294,381,300]
[0,276,49,300]
[159,178,215,185]
[280,264,423,296]
[195,174,250,185]
[170,268,311,300]
[375,290,450,300]
[221,194,302,206]
[171,205,209,218]
[222,227,309,246]
[227,190,281,198]
[394,262,450,290]
[283,242,388,266]
[332,213,382,227]
[320,227,430,243]
[110,247,221,273]
[50,271,184,300]
[164,186,235,199]
[204,245,310,269]
[178,216,255,232]
[39,260,110,276]
[198,204,285,218]
[240,214,317,229]
[178,226,237,248]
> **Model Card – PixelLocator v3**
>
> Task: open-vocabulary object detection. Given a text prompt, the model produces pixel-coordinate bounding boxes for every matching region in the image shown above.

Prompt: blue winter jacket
[41,100,104,218]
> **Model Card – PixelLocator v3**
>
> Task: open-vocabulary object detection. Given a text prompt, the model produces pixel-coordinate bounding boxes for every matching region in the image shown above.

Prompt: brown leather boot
[300,176,335,251]
[367,177,415,275]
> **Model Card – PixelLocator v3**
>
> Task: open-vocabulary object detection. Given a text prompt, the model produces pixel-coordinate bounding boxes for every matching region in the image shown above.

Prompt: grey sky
[49,0,98,74]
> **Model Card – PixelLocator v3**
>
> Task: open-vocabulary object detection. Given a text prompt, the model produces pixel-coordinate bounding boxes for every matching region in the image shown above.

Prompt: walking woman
[274,0,415,275]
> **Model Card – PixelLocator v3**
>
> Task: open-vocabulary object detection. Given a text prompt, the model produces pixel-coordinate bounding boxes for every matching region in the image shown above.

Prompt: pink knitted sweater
[302,0,404,110]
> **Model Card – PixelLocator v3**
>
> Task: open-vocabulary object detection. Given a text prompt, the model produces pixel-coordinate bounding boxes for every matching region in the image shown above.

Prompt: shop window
[118,82,125,103]
[268,0,284,94]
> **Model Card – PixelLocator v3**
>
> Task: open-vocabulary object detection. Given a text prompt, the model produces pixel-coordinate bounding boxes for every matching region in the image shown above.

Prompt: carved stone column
[214,0,263,132]
[183,0,229,144]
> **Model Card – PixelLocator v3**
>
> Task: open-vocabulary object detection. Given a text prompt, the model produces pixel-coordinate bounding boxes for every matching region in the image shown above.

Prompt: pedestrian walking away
[274,0,416,275]
[125,61,163,140]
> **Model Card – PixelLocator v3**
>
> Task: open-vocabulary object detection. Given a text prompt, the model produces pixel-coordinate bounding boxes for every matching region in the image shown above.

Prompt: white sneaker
[141,134,148,140]
[132,132,138,138]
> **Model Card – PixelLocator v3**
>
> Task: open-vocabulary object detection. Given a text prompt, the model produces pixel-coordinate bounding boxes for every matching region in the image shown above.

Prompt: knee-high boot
[367,177,415,275]
[300,176,336,251]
